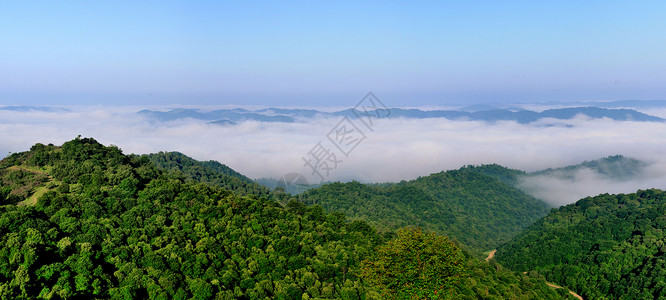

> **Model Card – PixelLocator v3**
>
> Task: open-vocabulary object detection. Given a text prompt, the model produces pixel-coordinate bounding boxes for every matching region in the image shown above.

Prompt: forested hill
[467,155,646,185]
[142,151,270,196]
[462,164,526,186]
[0,137,574,299]
[529,154,647,180]
[495,189,666,299]
[0,137,385,298]
[300,166,552,254]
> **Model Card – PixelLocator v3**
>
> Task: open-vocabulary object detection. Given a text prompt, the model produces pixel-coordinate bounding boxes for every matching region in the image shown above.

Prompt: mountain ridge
[138,106,664,124]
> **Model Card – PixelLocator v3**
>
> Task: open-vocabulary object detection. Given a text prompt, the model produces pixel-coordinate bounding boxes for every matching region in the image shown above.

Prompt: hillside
[529,154,647,181]
[300,166,552,254]
[466,156,649,207]
[463,164,526,186]
[142,151,270,197]
[0,138,573,299]
[0,138,387,298]
[467,155,646,186]
[495,189,666,299]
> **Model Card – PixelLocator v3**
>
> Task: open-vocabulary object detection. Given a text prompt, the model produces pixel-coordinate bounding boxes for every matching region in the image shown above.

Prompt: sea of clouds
[1,105,666,206]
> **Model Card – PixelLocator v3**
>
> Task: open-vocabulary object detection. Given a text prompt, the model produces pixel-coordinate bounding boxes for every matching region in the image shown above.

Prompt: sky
[2,1,666,106]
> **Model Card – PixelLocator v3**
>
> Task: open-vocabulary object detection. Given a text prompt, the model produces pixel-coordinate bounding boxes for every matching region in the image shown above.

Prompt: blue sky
[2,1,666,106]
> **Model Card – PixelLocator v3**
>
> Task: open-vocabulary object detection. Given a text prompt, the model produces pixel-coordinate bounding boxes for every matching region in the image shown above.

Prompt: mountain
[546,99,666,109]
[470,156,648,184]
[530,154,648,181]
[466,156,650,207]
[142,151,270,197]
[463,164,527,186]
[539,106,663,122]
[137,108,295,123]
[495,189,666,299]
[300,166,552,255]
[208,119,237,126]
[255,108,324,118]
[138,106,665,125]
[378,107,663,123]
[254,177,320,195]
[0,138,572,299]
[0,138,386,298]
[0,106,70,112]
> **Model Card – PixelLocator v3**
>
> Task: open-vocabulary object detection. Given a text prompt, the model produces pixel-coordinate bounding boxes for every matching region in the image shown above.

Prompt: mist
[518,161,666,207]
[1,105,666,206]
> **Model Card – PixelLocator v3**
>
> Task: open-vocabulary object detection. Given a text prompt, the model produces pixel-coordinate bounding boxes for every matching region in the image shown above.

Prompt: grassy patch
[17,185,47,206]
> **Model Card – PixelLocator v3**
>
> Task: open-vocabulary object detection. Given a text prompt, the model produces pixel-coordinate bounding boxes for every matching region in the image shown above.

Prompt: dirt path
[7,165,54,206]
[485,249,497,261]
[484,249,583,299]
[8,165,48,174]
[545,282,583,300]
[7,165,53,180]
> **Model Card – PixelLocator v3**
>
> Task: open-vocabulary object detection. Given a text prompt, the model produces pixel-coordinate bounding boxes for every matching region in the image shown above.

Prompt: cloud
[517,162,666,207]
[1,106,666,206]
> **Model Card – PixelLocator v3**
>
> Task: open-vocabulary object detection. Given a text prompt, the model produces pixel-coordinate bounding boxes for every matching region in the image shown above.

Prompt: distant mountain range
[0,106,70,112]
[547,99,666,108]
[1,105,663,124]
[138,106,664,125]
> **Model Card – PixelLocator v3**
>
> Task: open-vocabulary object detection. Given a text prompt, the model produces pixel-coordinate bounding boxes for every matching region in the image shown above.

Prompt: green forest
[496,189,666,299]
[0,138,574,299]
[299,168,550,255]
[142,151,271,197]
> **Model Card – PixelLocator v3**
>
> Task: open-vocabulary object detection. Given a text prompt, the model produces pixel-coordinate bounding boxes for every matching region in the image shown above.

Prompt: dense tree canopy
[0,138,388,299]
[496,189,666,299]
[300,167,551,255]
[359,227,467,299]
[143,151,271,197]
[0,137,572,299]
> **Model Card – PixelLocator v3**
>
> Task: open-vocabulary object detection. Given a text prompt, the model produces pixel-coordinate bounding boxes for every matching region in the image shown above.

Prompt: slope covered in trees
[0,138,386,298]
[0,137,573,299]
[142,151,270,197]
[359,227,574,299]
[529,155,647,181]
[496,189,666,299]
[300,167,552,254]
[466,155,647,188]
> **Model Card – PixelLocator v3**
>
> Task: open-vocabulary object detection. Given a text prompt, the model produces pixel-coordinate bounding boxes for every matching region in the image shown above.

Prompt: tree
[359,227,467,299]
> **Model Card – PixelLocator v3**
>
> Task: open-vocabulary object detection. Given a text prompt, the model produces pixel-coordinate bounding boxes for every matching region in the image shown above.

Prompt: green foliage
[529,155,647,181]
[496,189,666,299]
[0,138,573,299]
[143,151,271,197]
[359,227,466,299]
[0,168,49,204]
[456,258,575,299]
[464,164,526,186]
[359,228,571,300]
[0,138,384,299]
[301,167,551,255]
